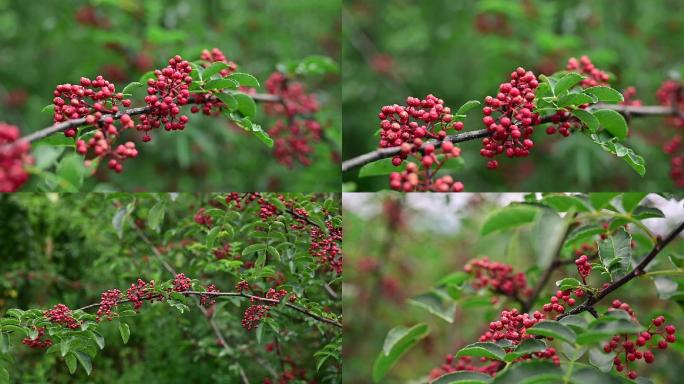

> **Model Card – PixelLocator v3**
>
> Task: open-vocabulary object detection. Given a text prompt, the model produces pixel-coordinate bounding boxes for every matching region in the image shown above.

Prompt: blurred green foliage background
[342,0,684,191]
[342,193,684,383]
[0,0,341,191]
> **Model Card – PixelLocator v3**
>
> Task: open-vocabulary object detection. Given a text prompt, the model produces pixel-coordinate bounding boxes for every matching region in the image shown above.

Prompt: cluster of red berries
[21,327,52,349]
[77,131,138,173]
[480,67,540,169]
[566,56,610,87]
[575,254,592,282]
[172,273,192,292]
[263,72,322,167]
[241,287,294,331]
[200,284,219,307]
[53,76,132,137]
[656,80,684,187]
[213,243,232,260]
[602,311,676,379]
[378,95,458,149]
[0,122,31,192]
[126,279,157,310]
[542,289,578,317]
[464,257,532,298]
[388,141,464,192]
[309,220,343,275]
[137,55,193,141]
[430,309,557,379]
[193,207,213,228]
[201,48,237,77]
[96,289,121,321]
[621,86,642,106]
[258,199,279,221]
[236,280,250,293]
[44,304,80,329]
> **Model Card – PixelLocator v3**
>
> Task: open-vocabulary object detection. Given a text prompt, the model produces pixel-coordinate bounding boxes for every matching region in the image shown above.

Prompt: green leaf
[112,207,127,239]
[56,153,87,191]
[576,315,643,345]
[65,353,77,374]
[481,205,539,235]
[598,228,632,281]
[121,81,142,94]
[228,73,260,87]
[0,333,9,354]
[204,78,239,90]
[491,361,562,384]
[556,277,582,290]
[570,366,624,384]
[249,124,274,148]
[139,71,156,84]
[119,322,130,344]
[559,315,589,331]
[572,109,600,133]
[593,109,628,139]
[431,371,492,384]
[542,194,591,212]
[215,93,238,111]
[621,193,648,212]
[75,351,92,376]
[41,104,56,114]
[554,73,585,94]
[588,348,614,372]
[589,193,620,210]
[526,320,577,344]
[557,93,596,108]
[584,86,624,103]
[669,253,684,269]
[88,331,105,350]
[266,246,281,262]
[148,201,165,232]
[566,224,604,245]
[455,342,505,361]
[60,340,70,357]
[234,93,257,118]
[243,243,267,256]
[203,62,231,79]
[456,100,481,115]
[358,158,405,178]
[631,206,664,220]
[408,290,456,323]
[504,338,547,362]
[373,324,429,383]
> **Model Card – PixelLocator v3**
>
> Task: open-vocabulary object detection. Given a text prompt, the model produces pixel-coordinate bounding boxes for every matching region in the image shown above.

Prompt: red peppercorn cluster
[77,132,138,173]
[96,289,121,321]
[236,280,250,293]
[656,80,684,187]
[541,289,577,317]
[126,279,157,310]
[621,86,642,106]
[190,48,239,116]
[53,76,131,137]
[388,142,464,192]
[258,199,279,221]
[137,55,192,141]
[263,72,322,167]
[200,284,219,307]
[172,273,192,292]
[265,288,288,302]
[575,254,592,282]
[379,95,457,149]
[241,304,270,331]
[213,243,232,260]
[566,56,610,87]
[0,122,31,192]
[44,304,80,329]
[193,207,213,228]
[464,257,532,298]
[21,327,52,349]
[430,308,558,379]
[480,67,540,169]
[309,220,343,275]
[602,313,676,379]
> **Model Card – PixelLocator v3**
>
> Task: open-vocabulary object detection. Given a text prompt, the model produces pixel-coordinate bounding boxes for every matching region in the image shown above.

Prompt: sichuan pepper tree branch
[341,103,684,172]
[557,220,684,321]
[11,93,281,145]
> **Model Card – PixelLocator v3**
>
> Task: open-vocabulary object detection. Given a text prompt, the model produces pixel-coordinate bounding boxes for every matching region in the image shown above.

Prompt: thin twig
[341,103,684,172]
[557,221,684,320]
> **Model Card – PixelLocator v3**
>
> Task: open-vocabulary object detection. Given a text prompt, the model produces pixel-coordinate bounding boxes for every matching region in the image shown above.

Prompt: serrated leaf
[576,316,643,345]
[481,205,539,235]
[243,243,267,256]
[631,206,664,220]
[456,342,505,361]
[431,371,492,384]
[572,109,600,133]
[584,86,624,103]
[119,322,130,344]
[593,109,628,139]
[526,320,576,344]
[598,228,632,281]
[358,158,405,178]
[554,73,585,94]
[557,93,596,107]
[491,361,563,384]
[203,62,231,79]
[234,93,257,118]
[266,246,281,262]
[65,353,77,374]
[504,338,547,362]
[408,290,456,323]
[228,73,260,87]
[249,124,273,148]
[373,324,429,383]
[75,351,92,376]
[556,277,582,290]
[456,100,481,115]
[566,224,604,244]
[215,92,238,111]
